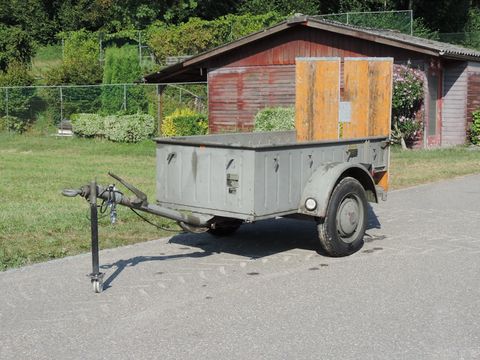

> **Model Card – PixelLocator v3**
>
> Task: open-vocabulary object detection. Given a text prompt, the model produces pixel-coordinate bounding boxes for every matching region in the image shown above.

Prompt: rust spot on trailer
[376,170,389,192]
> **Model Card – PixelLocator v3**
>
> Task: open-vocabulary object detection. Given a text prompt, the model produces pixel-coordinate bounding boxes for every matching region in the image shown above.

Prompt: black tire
[317,177,368,257]
[208,218,242,237]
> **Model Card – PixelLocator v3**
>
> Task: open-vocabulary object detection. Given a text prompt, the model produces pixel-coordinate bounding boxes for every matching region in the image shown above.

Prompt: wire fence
[0,83,207,134]
[314,10,413,35]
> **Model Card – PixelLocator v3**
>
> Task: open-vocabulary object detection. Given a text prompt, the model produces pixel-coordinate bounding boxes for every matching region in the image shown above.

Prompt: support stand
[89,180,104,293]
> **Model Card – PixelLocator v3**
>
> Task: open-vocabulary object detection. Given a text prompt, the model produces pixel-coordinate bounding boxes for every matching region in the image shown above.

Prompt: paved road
[1,175,480,360]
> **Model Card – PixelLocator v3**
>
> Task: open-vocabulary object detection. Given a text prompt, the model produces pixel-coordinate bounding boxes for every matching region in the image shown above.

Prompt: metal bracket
[108,172,148,206]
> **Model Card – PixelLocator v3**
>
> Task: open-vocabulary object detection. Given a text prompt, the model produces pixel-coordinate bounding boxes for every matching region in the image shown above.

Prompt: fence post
[157,85,166,136]
[138,31,142,67]
[410,10,413,35]
[60,86,63,122]
[123,84,127,111]
[5,88,8,117]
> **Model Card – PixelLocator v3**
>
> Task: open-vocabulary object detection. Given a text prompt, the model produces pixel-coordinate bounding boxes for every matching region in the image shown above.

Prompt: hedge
[71,113,104,137]
[161,108,208,137]
[253,107,295,132]
[71,113,155,142]
[104,114,155,142]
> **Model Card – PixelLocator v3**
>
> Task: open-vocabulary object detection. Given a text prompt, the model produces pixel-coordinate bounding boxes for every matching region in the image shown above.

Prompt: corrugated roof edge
[309,16,480,60]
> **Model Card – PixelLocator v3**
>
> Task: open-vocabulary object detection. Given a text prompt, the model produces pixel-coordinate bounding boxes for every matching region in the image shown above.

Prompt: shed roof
[144,15,480,83]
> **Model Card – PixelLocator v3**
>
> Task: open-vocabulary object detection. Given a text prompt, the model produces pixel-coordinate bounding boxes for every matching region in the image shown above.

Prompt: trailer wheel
[208,218,242,237]
[92,279,103,293]
[317,177,367,257]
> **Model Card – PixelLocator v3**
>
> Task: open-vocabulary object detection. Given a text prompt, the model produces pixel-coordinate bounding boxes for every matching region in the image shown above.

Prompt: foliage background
[254,107,295,132]
[1,0,480,142]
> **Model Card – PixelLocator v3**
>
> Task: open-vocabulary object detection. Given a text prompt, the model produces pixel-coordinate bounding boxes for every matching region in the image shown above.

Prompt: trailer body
[156,130,388,222]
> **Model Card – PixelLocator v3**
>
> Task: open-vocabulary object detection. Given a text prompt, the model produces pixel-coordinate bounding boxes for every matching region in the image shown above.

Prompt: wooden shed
[145,15,480,147]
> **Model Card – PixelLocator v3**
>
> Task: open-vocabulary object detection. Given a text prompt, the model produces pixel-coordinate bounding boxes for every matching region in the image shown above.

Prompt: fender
[298,162,378,218]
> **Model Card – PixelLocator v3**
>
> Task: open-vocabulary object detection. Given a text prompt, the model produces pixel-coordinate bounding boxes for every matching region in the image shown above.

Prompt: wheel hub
[337,197,360,237]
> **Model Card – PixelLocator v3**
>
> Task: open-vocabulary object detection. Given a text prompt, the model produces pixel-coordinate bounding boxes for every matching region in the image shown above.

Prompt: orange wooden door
[295,58,340,142]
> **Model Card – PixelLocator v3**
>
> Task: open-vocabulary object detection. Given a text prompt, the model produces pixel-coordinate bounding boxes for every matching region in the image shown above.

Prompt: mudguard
[298,162,378,218]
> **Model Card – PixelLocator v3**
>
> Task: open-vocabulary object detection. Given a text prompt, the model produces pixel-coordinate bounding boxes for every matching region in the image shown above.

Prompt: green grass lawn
[0,134,175,270]
[1,134,480,270]
[390,145,480,188]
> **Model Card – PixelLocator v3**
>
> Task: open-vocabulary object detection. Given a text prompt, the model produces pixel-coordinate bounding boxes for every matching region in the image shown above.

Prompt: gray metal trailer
[64,130,390,293]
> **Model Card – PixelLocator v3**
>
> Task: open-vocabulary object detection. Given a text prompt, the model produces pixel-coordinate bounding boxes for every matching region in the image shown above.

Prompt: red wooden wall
[207,27,430,132]
[208,66,295,132]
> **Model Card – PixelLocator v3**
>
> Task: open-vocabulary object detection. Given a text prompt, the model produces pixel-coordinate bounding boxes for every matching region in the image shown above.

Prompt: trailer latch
[346,145,358,158]
[227,173,239,194]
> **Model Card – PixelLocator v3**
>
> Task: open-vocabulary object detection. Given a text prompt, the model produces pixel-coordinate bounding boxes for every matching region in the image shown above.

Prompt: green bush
[254,107,295,132]
[161,108,208,137]
[42,30,103,124]
[101,45,147,115]
[0,62,36,121]
[71,113,155,142]
[104,113,155,142]
[146,13,284,63]
[0,115,29,133]
[71,113,105,137]
[44,30,102,86]
[470,110,480,145]
[29,113,56,135]
[0,25,35,71]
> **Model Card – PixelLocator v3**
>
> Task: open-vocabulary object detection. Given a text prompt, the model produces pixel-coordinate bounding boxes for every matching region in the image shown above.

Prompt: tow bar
[63,173,210,293]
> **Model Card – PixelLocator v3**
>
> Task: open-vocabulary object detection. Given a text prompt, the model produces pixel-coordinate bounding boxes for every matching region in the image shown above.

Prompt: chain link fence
[0,83,207,135]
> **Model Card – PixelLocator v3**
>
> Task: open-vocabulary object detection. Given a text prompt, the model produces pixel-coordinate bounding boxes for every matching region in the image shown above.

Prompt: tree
[0,25,35,71]
[45,29,102,85]
[336,0,391,12]
[146,13,284,63]
[411,0,471,32]
[0,61,36,130]
[101,45,147,114]
[239,0,319,16]
[42,29,103,123]
[195,0,239,20]
[0,0,56,44]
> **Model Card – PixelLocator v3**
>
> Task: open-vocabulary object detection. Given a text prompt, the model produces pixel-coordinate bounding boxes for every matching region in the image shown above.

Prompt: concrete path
[1,175,480,359]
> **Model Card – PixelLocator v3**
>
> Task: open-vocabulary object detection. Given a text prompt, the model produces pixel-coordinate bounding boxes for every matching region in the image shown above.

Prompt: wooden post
[157,85,166,136]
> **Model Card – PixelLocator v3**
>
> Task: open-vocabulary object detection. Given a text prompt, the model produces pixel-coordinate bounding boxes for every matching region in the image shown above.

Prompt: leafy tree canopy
[0,25,35,71]
[44,30,102,85]
[146,12,284,63]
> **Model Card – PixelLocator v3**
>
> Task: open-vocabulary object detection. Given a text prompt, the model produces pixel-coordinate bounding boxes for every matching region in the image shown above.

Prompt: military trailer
[63,57,393,292]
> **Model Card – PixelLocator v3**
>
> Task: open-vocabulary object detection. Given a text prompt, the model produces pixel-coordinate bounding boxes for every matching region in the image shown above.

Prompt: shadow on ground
[100,206,381,290]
